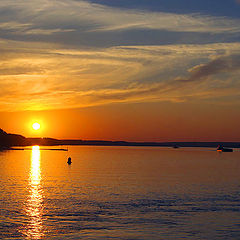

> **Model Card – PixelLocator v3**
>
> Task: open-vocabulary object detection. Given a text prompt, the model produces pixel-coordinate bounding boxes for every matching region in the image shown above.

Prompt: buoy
[67,157,72,164]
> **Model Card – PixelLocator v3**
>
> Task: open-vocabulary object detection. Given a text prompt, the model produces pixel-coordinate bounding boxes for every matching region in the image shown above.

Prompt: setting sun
[32,123,41,131]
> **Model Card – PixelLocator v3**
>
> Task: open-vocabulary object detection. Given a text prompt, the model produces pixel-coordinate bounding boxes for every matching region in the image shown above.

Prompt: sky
[0,0,240,141]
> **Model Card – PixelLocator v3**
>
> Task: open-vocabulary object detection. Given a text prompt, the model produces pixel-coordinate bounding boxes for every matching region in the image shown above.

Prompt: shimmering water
[1,146,240,239]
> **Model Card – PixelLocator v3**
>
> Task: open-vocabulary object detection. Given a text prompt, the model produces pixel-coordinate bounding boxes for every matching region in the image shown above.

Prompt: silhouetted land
[1,128,240,150]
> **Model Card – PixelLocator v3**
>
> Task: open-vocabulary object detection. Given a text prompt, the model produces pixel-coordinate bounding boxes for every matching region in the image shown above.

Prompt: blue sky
[88,0,240,17]
[0,0,240,47]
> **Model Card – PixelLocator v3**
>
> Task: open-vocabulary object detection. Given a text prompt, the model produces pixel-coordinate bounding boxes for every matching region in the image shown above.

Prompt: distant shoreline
[4,140,240,149]
[17,138,240,149]
[1,129,240,149]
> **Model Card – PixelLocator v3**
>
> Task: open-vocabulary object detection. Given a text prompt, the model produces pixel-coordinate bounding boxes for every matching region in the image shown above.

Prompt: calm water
[1,146,240,239]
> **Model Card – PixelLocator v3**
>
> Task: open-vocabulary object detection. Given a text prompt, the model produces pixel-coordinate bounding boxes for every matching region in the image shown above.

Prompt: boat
[217,145,233,152]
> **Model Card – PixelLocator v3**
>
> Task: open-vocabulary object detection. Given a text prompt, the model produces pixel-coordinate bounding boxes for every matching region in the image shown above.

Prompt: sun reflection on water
[24,146,44,239]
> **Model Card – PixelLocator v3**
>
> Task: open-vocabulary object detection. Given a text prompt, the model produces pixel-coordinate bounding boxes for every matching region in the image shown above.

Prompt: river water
[0,146,240,239]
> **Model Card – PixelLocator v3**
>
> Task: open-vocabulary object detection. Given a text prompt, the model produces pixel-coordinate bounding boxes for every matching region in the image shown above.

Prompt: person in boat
[217,145,233,152]
[217,145,223,150]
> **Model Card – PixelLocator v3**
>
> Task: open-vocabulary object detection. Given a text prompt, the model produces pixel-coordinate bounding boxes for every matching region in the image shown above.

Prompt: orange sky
[1,101,240,142]
[1,1,240,141]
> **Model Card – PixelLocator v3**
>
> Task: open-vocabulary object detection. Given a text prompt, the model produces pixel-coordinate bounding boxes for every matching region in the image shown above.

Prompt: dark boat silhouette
[173,145,179,149]
[217,145,233,152]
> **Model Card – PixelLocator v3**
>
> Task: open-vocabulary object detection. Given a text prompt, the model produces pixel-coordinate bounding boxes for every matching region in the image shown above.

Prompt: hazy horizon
[1,101,240,142]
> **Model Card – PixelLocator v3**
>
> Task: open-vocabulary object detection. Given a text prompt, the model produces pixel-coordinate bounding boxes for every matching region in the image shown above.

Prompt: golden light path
[24,146,44,239]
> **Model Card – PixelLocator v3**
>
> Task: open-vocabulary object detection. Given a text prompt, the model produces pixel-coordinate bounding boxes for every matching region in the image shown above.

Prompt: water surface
[0,146,240,239]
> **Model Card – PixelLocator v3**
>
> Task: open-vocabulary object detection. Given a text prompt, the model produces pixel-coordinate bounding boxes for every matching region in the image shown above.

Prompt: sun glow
[32,123,41,131]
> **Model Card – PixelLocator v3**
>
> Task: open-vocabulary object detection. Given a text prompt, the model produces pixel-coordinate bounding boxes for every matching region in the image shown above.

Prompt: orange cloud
[0,40,240,111]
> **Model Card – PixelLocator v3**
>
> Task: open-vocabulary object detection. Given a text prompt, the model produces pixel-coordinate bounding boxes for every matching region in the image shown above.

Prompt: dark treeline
[1,128,240,149]
[0,129,28,149]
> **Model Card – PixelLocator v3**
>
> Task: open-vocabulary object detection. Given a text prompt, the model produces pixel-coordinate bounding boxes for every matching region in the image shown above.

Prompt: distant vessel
[173,145,179,149]
[217,145,233,152]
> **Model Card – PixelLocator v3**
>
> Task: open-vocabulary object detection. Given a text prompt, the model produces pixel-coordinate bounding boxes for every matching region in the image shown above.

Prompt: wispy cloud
[24,28,75,35]
[0,21,31,30]
[0,0,239,43]
[89,10,240,33]
[0,21,75,35]
[178,54,240,83]
[0,40,240,111]
[0,1,240,111]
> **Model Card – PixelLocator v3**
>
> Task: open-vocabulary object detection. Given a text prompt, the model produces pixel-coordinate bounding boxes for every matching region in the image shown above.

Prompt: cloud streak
[0,1,240,111]
[178,54,240,83]
[0,0,239,42]
[0,41,240,111]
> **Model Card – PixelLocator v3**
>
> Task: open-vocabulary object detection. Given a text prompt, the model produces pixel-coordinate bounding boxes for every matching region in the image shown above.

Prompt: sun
[32,122,41,131]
